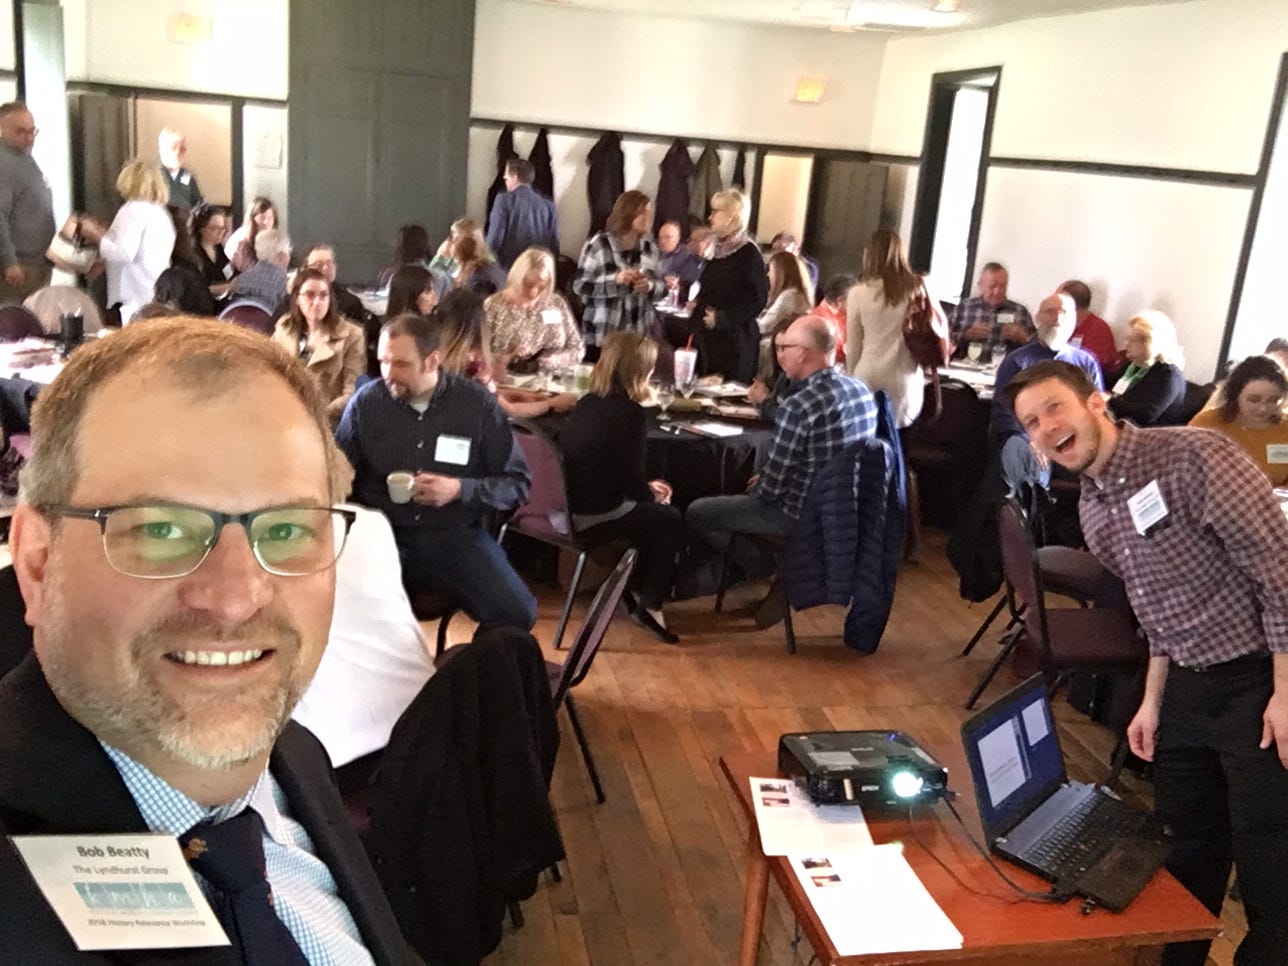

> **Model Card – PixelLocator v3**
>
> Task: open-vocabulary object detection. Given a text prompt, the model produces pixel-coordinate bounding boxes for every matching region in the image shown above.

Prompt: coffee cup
[574,363,593,392]
[387,471,415,504]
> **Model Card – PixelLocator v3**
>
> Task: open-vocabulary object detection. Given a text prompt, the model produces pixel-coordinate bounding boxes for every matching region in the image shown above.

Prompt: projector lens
[891,771,924,799]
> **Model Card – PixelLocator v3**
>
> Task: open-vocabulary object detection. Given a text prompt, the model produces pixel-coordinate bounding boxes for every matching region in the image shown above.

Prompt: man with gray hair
[158,126,203,211]
[0,101,54,304]
[227,227,292,310]
[687,314,877,553]
[0,317,414,962]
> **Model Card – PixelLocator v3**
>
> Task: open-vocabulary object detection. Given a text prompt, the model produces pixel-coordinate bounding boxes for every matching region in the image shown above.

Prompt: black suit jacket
[0,654,417,965]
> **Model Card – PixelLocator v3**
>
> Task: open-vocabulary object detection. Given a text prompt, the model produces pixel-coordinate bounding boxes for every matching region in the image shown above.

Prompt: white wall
[0,1,14,72]
[975,167,1250,379]
[243,104,289,232]
[466,125,756,258]
[1228,93,1288,363]
[472,0,885,148]
[62,0,287,100]
[871,0,1288,172]
[866,0,1288,378]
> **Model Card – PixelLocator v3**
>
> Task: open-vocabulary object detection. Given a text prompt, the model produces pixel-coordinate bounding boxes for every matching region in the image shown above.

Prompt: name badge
[1267,444,1288,465]
[179,172,191,186]
[540,308,562,326]
[221,263,234,280]
[1127,479,1169,536]
[9,834,229,951]
[434,434,471,466]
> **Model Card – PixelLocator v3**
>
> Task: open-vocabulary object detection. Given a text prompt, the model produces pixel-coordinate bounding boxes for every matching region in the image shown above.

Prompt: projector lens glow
[891,771,925,799]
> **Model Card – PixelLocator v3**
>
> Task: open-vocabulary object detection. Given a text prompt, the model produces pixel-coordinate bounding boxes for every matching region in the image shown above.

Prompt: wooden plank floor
[430,532,1244,966]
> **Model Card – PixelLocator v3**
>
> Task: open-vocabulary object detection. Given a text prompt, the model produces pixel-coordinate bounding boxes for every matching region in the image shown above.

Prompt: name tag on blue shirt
[435,434,471,466]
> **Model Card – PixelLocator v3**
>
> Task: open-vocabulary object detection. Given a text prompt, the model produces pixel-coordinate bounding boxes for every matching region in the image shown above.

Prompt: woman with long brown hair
[573,189,666,354]
[272,267,365,422]
[846,228,930,427]
[224,196,278,272]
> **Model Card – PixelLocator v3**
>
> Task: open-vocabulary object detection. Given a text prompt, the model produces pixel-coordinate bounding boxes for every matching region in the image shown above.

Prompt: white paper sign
[1266,444,1288,465]
[749,776,873,857]
[10,834,229,951]
[787,845,963,955]
[434,434,471,466]
[540,308,562,326]
[1127,479,1169,536]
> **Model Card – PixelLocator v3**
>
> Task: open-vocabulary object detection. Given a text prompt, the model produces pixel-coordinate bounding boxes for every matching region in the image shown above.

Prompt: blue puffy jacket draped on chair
[780,392,907,653]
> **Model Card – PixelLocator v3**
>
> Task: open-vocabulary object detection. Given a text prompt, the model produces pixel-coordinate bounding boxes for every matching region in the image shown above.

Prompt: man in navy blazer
[0,317,416,964]
[484,158,559,270]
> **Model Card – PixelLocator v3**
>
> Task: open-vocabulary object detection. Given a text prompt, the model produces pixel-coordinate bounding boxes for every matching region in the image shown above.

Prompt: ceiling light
[932,0,960,12]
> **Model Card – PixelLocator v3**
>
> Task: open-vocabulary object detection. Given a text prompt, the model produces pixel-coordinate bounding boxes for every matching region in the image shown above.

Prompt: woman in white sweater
[845,229,928,428]
[78,160,176,324]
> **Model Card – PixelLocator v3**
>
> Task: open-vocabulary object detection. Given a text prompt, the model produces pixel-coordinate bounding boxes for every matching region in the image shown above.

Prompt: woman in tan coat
[273,267,365,423]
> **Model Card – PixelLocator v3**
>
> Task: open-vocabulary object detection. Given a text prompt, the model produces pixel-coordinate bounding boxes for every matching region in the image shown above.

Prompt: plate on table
[694,381,750,398]
[712,403,762,421]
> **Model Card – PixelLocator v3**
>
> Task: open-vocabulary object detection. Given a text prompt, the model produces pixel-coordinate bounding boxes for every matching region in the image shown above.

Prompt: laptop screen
[960,676,1068,839]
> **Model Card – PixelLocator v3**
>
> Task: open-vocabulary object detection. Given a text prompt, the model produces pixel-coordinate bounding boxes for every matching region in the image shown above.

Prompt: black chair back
[551,549,636,706]
[0,305,44,342]
[218,300,275,336]
[508,418,578,547]
[998,497,1055,661]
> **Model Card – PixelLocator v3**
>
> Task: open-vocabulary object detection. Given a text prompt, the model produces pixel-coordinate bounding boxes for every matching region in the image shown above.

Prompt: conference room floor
[432,532,1246,966]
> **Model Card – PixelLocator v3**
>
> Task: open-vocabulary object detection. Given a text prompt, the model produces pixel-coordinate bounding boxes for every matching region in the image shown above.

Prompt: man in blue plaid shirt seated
[687,314,877,556]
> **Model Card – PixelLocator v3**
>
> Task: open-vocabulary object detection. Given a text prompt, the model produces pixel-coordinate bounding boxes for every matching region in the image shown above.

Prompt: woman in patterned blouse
[483,247,584,375]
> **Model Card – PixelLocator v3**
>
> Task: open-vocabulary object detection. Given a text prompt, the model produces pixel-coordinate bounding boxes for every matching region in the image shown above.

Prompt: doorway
[909,67,1001,299]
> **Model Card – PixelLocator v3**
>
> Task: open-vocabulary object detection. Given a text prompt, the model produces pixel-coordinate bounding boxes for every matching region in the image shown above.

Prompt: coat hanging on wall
[653,139,696,236]
[690,144,724,224]
[585,132,625,237]
[732,147,748,190]
[529,127,554,200]
[484,124,520,234]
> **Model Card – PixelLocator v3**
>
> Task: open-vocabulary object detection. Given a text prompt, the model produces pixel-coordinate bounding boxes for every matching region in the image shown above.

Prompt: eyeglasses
[44,504,357,579]
[774,342,806,353]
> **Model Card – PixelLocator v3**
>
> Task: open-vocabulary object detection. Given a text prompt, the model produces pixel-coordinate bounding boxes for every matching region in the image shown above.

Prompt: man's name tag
[9,834,229,951]
[435,434,471,466]
[1127,479,1169,536]
[1267,444,1288,465]
[540,308,562,326]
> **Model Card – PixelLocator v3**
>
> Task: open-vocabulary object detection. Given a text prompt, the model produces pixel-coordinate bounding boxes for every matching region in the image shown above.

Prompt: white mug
[386,471,415,504]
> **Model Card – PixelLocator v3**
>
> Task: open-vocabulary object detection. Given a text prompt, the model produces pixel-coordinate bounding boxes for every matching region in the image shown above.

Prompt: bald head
[778,314,836,379]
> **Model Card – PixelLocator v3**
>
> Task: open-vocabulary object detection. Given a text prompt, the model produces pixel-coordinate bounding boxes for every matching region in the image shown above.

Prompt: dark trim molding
[961,68,1002,298]
[1217,50,1288,376]
[989,155,1256,188]
[229,98,244,225]
[12,0,24,100]
[64,80,286,108]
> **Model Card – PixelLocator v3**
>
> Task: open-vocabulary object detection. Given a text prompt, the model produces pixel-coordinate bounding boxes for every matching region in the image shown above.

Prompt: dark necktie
[180,809,311,966]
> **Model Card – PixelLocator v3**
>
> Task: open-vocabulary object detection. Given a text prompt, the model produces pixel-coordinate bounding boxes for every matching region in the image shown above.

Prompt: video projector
[778,731,949,807]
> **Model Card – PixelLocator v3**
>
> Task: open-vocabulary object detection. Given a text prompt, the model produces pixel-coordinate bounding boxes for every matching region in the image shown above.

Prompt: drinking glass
[655,383,675,421]
[674,348,698,398]
[967,342,984,363]
[991,343,1007,368]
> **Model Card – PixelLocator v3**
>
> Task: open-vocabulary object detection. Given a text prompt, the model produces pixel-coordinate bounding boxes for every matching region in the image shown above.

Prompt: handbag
[902,281,951,421]
[46,229,98,275]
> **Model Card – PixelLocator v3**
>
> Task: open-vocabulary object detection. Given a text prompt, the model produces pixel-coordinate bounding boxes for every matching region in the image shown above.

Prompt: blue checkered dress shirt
[751,366,878,519]
[101,743,374,965]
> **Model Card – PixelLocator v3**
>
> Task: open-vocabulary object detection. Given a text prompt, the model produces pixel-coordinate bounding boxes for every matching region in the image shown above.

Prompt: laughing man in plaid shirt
[687,314,877,551]
[1009,360,1288,966]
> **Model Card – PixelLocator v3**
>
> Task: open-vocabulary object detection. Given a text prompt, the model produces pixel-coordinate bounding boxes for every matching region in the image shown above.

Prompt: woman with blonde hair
[845,228,928,427]
[74,160,176,324]
[484,247,584,375]
[272,267,365,423]
[451,229,506,297]
[1190,354,1288,485]
[691,189,768,383]
[574,190,666,352]
[1107,310,1188,426]
[558,331,689,642]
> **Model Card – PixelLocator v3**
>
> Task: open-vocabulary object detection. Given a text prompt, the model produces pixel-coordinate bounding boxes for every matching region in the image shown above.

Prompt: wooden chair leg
[552,551,587,651]
[565,695,606,804]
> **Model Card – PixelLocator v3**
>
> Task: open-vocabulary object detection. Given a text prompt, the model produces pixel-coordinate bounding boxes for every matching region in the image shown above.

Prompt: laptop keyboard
[1020,793,1146,880]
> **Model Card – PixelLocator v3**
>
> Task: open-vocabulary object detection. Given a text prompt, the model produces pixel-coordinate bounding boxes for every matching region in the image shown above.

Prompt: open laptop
[960,675,1170,911]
